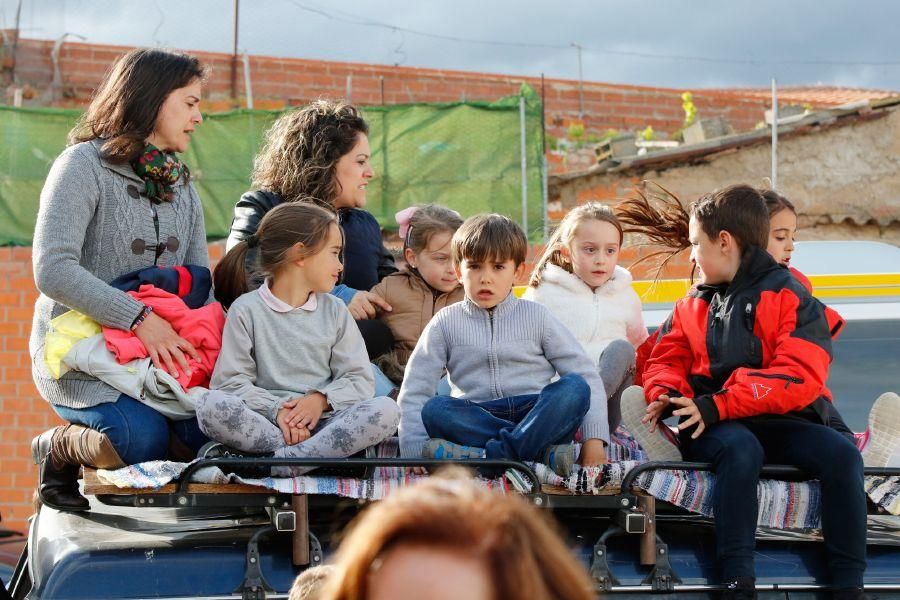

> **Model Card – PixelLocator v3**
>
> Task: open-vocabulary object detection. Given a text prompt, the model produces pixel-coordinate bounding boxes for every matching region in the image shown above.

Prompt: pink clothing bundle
[103,285,225,389]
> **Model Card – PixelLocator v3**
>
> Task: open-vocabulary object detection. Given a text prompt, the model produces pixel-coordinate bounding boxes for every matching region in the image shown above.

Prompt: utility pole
[231,0,240,107]
[771,78,778,189]
[10,0,23,83]
[571,42,584,118]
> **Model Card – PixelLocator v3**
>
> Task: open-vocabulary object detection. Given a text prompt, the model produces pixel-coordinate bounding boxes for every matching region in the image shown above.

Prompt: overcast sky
[4,0,899,90]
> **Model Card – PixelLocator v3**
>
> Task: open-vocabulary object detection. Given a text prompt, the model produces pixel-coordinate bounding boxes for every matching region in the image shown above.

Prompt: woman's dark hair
[760,189,796,218]
[68,48,206,162]
[214,200,338,308]
[616,182,768,280]
[251,100,369,206]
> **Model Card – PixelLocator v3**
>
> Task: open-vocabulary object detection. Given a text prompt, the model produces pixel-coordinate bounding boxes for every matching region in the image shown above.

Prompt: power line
[286,0,900,68]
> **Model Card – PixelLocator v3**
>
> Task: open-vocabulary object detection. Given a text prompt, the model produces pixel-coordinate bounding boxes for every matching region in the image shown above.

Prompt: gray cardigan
[397,293,610,457]
[29,140,211,410]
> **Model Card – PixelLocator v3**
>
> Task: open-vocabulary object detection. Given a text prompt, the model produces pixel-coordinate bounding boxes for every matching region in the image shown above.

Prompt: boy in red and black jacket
[623,185,866,600]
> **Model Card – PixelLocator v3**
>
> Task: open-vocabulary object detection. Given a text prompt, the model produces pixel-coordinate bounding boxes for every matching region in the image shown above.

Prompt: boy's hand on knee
[577,438,607,467]
[670,396,706,439]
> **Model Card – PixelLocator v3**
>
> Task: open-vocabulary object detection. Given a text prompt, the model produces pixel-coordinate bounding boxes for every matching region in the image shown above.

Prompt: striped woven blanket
[96,431,900,531]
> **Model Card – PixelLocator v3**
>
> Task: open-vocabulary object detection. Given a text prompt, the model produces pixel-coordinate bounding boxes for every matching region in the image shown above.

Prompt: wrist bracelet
[130,305,153,331]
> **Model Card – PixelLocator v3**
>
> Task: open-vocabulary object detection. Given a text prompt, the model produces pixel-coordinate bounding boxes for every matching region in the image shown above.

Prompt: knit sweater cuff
[580,422,610,446]
[108,293,147,330]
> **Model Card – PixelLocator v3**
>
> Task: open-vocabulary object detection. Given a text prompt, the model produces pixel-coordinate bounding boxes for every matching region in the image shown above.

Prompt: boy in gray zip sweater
[398,214,609,472]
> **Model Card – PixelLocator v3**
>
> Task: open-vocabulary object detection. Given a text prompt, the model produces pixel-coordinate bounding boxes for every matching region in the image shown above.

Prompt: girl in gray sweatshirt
[197,202,399,474]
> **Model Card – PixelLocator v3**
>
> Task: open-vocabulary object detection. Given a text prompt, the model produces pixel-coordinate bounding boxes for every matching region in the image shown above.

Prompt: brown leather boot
[31,425,126,512]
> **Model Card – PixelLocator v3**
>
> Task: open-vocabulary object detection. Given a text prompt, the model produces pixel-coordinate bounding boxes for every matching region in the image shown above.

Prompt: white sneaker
[861,392,900,468]
[620,385,682,462]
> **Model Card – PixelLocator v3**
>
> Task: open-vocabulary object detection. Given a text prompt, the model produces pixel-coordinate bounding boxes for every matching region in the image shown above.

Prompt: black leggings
[355,319,394,360]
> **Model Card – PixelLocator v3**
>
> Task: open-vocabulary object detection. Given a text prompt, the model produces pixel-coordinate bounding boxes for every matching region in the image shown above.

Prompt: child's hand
[669,396,706,439]
[276,408,311,445]
[642,395,673,432]
[284,392,329,431]
[348,291,392,320]
[577,439,608,467]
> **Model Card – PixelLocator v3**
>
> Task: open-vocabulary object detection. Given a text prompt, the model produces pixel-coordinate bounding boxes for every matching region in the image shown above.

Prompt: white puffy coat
[523,264,648,364]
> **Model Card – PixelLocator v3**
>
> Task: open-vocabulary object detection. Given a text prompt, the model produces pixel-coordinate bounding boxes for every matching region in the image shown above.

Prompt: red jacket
[789,267,845,339]
[642,247,837,427]
[635,265,845,385]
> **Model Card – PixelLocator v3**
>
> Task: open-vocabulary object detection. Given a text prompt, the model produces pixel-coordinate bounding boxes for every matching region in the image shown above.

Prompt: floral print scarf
[130,144,188,203]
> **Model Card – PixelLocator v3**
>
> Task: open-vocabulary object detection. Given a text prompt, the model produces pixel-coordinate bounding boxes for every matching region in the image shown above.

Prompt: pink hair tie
[395,206,419,242]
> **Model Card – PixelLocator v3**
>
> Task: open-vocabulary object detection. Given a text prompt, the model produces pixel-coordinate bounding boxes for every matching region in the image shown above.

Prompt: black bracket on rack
[236,525,275,600]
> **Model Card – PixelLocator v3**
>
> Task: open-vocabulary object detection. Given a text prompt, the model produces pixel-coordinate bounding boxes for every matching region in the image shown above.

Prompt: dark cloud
[5,0,898,90]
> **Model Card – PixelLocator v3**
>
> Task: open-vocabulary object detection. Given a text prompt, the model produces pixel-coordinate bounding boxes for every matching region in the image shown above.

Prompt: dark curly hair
[251,100,369,207]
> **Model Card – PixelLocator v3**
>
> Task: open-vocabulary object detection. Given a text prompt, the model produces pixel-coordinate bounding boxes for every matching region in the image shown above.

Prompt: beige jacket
[370,269,464,367]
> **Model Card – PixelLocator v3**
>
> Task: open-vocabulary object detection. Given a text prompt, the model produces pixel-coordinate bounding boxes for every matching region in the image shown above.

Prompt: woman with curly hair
[226,101,397,358]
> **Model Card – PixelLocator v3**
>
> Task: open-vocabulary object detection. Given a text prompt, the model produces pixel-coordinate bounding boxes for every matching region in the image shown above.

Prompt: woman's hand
[577,438,608,467]
[347,291,392,320]
[670,396,706,439]
[134,311,199,378]
[642,394,673,432]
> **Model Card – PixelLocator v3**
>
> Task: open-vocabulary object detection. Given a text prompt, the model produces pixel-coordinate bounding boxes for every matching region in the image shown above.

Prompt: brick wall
[0,243,222,533]
[3,34,775,146]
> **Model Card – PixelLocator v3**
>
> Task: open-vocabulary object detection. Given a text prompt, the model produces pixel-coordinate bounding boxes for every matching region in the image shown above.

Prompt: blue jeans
[52,394,209,465]
[684,417,866,587]
[421,373,590,462]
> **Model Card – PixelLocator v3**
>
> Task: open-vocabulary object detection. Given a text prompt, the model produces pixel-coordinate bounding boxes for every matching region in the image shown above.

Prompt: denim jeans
[421,373,590,462]
[52,394,209,465]
[684,417,866,587]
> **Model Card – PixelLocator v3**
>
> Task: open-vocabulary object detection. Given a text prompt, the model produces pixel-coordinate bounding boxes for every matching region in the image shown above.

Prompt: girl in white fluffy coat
[524,203,648,432]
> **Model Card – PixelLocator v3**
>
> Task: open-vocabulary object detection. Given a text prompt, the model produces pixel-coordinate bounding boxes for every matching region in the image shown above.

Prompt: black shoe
[309,446,376,478]
[197,442,273,478]
[721,577,756,599]
[31,429,90,512]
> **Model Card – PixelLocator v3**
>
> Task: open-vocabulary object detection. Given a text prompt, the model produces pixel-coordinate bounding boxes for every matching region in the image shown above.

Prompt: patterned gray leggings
[196,391,400,475]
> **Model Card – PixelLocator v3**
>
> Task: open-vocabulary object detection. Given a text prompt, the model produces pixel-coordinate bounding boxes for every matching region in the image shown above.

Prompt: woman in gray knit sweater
[30,49,211,511]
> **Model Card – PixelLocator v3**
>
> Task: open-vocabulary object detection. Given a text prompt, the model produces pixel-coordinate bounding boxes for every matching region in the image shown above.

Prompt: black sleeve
[226,191,282,289]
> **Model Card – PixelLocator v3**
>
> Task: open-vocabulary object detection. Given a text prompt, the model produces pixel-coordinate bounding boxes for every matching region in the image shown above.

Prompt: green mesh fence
[0,85,544,246]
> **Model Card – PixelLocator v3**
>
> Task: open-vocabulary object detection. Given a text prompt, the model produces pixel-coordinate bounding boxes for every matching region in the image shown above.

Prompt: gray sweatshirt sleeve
[397,316,449,457]
[33,145,145,329]
[541,309,611,445]
[318,302,376,411]
[210,304,285,422]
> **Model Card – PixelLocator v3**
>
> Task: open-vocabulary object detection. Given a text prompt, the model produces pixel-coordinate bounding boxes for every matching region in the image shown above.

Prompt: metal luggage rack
[83,457,900,598]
